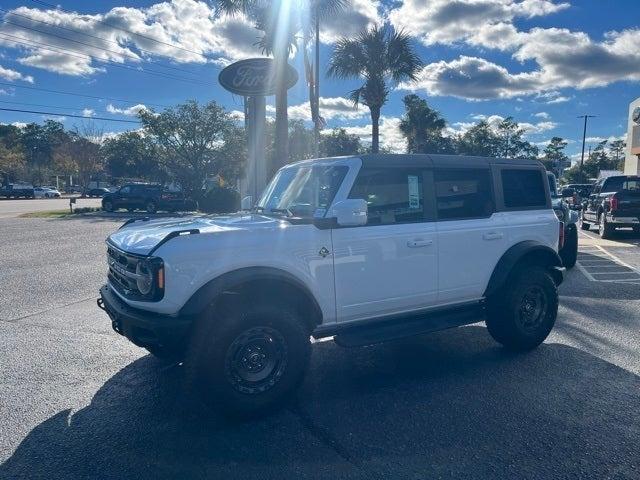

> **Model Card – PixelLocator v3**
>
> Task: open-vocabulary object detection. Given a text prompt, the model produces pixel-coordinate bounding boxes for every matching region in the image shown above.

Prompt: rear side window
[434,168,494,220]
[348,168,424,225]
[602,177,640,192]
[501,169,547,209]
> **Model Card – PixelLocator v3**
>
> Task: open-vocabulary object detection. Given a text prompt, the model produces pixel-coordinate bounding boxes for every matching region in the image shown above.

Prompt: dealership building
[625,97,640,175]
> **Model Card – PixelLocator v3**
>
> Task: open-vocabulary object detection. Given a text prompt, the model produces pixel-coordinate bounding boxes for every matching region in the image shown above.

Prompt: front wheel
[187,302,311,416]
[146,201,157,214]
[486,266,558,351]
[560,226,578,269]
[579,211,590,230]
[103,200,114,212]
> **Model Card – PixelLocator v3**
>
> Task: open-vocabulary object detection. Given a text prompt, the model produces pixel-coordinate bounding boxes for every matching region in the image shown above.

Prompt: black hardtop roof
[357,153,542,168]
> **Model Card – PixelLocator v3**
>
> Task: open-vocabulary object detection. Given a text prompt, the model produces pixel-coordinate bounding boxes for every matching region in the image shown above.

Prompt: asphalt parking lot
[1,209,639,479]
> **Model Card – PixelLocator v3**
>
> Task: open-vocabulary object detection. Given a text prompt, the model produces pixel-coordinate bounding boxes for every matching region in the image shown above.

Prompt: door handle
[483,232,503,240]
[407,239,433,248]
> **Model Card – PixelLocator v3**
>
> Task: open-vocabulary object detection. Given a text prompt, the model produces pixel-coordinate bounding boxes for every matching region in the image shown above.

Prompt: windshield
[257,165,348,218]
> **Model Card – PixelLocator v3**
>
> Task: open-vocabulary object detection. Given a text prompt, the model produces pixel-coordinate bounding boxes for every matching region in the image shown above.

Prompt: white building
[625,97,640,175]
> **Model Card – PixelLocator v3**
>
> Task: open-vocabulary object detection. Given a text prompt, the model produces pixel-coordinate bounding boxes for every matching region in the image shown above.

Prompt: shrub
[198,186,240,214]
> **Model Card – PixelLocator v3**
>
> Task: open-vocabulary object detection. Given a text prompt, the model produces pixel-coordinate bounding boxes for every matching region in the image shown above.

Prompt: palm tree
[214,0,300,173]
[301,0,350,154]
[328,24,422,153]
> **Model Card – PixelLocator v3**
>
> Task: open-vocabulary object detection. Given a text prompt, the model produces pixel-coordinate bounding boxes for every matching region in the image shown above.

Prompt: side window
[119,186,131,195]
[348,168,424,225]
[435,168,494,220]
[501,169,546,209]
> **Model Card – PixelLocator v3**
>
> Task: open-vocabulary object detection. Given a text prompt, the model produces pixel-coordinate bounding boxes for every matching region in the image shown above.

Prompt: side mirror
[241,195,253,211]
[330,199,368,227]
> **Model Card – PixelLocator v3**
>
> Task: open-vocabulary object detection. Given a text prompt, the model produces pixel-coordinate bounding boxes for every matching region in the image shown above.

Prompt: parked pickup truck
[0,183,35,199]
[580,175,640,238]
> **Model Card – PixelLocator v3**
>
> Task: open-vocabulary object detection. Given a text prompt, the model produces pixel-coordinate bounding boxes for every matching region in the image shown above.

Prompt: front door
[332,167,438,323]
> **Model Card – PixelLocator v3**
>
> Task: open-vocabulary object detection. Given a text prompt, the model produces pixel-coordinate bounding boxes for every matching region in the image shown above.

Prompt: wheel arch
[484,241,563,298]
[179,267,323,330]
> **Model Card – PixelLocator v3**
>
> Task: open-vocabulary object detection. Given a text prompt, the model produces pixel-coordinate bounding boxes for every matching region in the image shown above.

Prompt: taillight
[610,195,619,211]
[559,222,565,250]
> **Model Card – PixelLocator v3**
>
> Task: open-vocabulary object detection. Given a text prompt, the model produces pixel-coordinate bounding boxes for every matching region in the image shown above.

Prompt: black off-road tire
[599,214,614,239]
[486,266,558,351]
[579,211,590,230]
[103,200,114,212]
[186,301,311,417]
[560,226,578,269]
[146,201,157,214]
[633,226,640,235]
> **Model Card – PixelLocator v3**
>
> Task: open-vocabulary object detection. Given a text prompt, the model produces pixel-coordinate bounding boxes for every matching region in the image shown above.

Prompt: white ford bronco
[98,154,565,414]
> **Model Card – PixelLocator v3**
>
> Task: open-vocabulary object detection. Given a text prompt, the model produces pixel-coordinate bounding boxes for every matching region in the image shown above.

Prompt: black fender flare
[484,241,563,298]
[178,266,323,327]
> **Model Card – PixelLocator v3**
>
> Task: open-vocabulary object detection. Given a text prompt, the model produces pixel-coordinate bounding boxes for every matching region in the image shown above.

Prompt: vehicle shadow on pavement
[2,326,638,480]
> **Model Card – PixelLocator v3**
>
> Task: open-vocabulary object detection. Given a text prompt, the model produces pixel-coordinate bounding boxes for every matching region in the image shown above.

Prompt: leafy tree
[102,131,163,181]
[320,128,362,156]
[541,137,569,176]
[399,94,453,154]
[288,120,316,162]
[456,121,501,157]
[140,100,245,194]
[328,24,422,153]
[609,139,626,170]
[20,120,69,183]
[0,142,26,183]
[495,117,539,159]
[582,140,618,178]
[53,132,103,190]
[562,164,589,184]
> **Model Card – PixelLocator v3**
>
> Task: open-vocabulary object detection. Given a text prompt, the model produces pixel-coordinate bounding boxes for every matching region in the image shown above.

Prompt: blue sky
[0,0,639,161]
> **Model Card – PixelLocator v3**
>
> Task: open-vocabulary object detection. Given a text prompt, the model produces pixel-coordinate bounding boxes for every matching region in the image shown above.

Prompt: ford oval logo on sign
[218,58,298,96]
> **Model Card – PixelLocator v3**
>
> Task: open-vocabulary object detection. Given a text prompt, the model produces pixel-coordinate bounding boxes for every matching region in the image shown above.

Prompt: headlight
[554,208,565,222]
[136,261,153,295]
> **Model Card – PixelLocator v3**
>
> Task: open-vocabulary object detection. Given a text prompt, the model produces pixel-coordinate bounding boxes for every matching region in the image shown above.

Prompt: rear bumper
[605,213,640,226]
[98,284,192,353]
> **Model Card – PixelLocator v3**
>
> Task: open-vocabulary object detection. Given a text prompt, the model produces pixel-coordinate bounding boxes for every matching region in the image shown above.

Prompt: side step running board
[332,303,486,348]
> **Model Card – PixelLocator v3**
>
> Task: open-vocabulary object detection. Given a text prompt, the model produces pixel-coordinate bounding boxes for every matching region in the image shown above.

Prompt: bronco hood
[107,214,283,256]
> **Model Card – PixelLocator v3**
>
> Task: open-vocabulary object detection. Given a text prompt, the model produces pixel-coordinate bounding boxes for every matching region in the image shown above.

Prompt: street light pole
[578,115,596,170]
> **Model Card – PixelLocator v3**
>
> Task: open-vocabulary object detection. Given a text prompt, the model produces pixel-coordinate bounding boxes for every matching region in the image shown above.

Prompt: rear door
[434,167,506,303]
[584,179,603,222]
[332,167,439,322]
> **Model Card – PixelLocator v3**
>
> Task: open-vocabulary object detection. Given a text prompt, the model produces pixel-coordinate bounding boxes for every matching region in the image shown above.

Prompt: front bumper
[98,284,192,353]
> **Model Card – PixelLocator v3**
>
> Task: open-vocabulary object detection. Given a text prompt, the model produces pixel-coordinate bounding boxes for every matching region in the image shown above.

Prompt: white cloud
[340,116,406,153]
[267,97,368,122]
[448,114,557,137]
[82,108,95,117]
[106,103,148,116]
[0,64,33,83]
[320,0,381,43]
[389,0,568,46]
[0,1,265,76]
[534,112,550,119]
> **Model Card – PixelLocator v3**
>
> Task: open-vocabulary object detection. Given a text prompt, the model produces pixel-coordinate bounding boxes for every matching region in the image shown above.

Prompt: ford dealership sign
[218,58,298,96]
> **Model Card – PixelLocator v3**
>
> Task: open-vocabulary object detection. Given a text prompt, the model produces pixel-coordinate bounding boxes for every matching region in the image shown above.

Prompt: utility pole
[578,115,596,170]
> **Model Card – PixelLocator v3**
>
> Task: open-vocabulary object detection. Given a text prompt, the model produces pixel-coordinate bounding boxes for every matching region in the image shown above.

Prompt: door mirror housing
[330,199,368,227]
[241,195,253,211]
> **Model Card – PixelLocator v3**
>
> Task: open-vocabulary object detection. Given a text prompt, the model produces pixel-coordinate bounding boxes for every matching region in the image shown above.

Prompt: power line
[0,81,170,109]
[0,107,140,123]
[30,0,213,61]
[0,99,100,111]
[0,10,210,78]
[0,32,213,86]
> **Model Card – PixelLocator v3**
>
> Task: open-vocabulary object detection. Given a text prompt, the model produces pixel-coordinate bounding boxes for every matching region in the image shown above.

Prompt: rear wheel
[599,214,614,239]
[146,200,157,214]
[103,200,114,212]
[560,226,578,268]
[187,302,311,416]
[579,211,590,230]
[486,266,558,351]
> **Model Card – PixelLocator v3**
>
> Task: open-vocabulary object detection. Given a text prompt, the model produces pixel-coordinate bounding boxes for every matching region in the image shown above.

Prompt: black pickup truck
[580,175,640,238]
[0,183,35,199]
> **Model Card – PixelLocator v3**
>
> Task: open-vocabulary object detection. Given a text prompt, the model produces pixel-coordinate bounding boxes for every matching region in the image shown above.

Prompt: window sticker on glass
[408,175,420,209]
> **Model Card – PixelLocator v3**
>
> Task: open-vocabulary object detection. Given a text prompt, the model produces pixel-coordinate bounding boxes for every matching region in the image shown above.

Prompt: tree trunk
[313,13,320,157]
[370,106,380,154]
[274,50,289,177]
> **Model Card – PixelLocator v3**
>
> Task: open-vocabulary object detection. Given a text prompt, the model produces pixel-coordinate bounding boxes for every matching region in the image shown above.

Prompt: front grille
[107,244,143,296]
